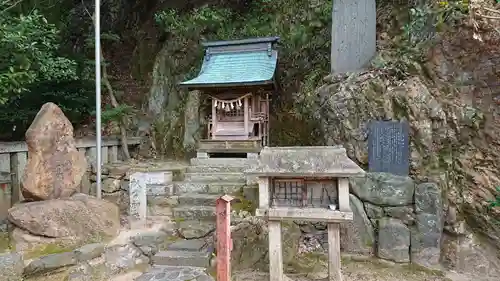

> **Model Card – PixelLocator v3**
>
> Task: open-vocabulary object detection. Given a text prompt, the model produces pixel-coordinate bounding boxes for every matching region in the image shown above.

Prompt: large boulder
[21,102,87,201]
[7,193,119,248]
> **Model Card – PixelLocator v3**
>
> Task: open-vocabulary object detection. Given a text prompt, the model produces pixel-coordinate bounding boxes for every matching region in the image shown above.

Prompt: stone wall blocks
[350,172,415,206]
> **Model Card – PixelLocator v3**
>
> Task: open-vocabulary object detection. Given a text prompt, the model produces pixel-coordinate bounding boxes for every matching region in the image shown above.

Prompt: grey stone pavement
[135,265,214,281]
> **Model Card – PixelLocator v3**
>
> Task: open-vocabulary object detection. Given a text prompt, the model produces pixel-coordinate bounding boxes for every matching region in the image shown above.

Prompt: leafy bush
[0,80,95,140]
[0,4,96,140]
[0,7,78,103]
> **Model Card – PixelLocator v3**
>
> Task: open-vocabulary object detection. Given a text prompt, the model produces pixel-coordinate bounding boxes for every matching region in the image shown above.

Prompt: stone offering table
[246,146,365,281]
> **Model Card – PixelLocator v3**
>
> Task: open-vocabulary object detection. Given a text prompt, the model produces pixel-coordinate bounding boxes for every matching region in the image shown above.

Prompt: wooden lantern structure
[179,37,280,156]
[246,146,365,281]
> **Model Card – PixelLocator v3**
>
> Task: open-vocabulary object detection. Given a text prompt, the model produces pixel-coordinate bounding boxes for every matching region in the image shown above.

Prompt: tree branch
[1,0,22,14]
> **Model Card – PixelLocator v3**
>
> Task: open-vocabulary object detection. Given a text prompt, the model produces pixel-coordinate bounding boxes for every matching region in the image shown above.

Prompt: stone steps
[149,265,207,271]
[142,265,213,281]
[174,181,245,194]
[176,220,216,238]
[178,193,221,206]
[190,157,257,167]
[186,165,247,173]
[167,238,209,252]
[184,172,246,183]
[177,193,243,206]
[173,206,216,220]
[152,250,211,267]
[147,183,174,196]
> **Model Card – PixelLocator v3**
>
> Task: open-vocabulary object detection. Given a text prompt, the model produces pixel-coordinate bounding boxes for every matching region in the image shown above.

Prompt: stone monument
[331,0,376,73]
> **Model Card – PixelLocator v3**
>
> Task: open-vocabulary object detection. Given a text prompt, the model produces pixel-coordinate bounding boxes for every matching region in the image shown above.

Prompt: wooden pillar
[338,178,350,211]
[212,99,217,139]
[244,96,249,137]
[269,220,283,281]
[327,223,342,281]
[216,195,234,281]
[266,92,270,146]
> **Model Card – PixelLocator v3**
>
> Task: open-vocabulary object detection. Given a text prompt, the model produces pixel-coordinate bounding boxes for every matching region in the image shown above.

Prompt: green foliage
[154,0,331,147]
[97,104,135,124]
[489,187,500,209]
[403,0,467,43]
[0,80,95,140]
[0,7,78,103]
[372,1,468,79]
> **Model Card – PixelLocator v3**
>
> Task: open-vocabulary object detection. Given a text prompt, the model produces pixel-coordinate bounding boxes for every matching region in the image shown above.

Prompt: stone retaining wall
[300,172,443,269]
[349,173,442,268]
[87,163,132,215]
[88,162,180,217]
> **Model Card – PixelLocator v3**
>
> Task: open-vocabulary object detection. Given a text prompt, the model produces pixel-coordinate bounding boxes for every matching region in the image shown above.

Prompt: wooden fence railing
[0,136,142,220]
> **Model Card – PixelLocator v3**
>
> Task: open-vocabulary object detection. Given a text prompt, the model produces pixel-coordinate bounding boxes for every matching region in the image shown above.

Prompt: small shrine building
[246,146,365,281]
[179,37,280,157]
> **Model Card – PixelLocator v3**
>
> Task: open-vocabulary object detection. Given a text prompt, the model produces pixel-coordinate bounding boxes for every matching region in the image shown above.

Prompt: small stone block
[196,152,209,159]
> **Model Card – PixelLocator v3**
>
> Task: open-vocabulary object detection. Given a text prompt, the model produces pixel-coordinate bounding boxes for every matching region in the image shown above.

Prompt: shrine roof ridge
[244,146,365,177]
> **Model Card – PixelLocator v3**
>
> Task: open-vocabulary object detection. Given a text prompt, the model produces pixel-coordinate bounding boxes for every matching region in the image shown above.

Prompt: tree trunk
[84,6,131,160]
[100,48,131,160]
[331,0,377,73]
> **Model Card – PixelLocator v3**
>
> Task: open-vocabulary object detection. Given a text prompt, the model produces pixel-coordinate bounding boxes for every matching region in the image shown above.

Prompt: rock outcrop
[21,102,87,201]
[316,72,500,249]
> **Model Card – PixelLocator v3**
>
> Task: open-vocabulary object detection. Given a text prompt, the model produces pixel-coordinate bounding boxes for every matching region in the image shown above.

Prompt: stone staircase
[144,156,258,277]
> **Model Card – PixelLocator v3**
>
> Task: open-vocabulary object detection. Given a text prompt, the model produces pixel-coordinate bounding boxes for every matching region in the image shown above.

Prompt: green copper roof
[180,50,278,87]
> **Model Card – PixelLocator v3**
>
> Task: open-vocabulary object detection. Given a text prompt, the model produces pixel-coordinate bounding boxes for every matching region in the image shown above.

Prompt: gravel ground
[232,257,453,281]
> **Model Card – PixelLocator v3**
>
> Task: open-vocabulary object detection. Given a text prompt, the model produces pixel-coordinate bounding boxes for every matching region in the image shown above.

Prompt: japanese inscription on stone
[368,121,410,176]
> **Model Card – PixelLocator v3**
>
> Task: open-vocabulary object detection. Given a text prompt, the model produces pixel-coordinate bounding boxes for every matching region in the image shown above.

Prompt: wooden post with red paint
[216,194,233,281]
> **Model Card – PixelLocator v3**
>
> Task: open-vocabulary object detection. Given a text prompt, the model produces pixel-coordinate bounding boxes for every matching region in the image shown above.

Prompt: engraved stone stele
[331,0,376,73]
[129,171,169,225]
[368,120,410,176]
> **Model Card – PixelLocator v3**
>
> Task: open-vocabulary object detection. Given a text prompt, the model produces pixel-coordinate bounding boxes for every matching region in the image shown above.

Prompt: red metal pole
[216,195,233,281]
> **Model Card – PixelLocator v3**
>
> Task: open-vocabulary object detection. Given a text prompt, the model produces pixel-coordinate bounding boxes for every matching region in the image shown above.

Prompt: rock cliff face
[313,24,500,257]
